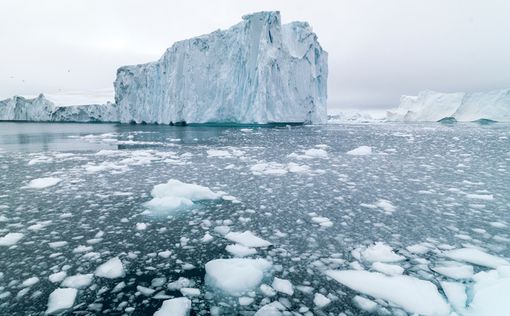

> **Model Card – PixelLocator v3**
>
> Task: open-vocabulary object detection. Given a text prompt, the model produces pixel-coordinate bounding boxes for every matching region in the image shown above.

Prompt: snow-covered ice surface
[0,122,509,315]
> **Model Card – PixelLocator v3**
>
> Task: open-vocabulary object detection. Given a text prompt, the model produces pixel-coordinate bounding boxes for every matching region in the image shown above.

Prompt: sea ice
[95,257,125,279]
[205,258,272,296]
[313,293,331,307]
[45,288,77,315]
[271,277,294,295]
[144,179,219,213]
[24,177,61,189]
[0,232,24,246]
[226,244,257,257]
[360,242,405,262]
[153,297,191,316]
[444,248,509,268]
[225,231,271,248]
[325,270,450,315]
[61,274,94,289]
[346,146,372,156]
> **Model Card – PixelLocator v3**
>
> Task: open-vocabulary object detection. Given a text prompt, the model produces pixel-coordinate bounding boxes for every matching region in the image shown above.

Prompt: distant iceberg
[0,94,117,123]
[387,89,510,122]
[0,11,328,125]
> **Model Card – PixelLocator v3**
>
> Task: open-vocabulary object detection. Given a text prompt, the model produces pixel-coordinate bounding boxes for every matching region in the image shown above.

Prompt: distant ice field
[0,122,509,315]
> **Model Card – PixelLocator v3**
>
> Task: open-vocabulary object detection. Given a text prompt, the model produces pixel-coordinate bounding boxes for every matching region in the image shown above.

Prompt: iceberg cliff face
[387,89,510,122]
[114,11,328,124]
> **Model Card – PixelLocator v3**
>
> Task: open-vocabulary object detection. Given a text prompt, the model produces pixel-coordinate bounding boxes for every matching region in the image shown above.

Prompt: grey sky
[1,0,510,110]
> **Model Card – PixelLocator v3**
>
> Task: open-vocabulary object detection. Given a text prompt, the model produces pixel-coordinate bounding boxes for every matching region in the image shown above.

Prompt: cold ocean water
[0,122,509,315]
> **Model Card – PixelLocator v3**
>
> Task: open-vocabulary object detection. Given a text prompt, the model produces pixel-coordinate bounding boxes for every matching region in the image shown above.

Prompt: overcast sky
[1,0,510,110]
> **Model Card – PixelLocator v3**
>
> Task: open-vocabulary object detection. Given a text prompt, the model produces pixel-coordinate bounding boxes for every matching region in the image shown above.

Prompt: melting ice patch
[153,297,191,316]
[0,232,24,246]
[45,288,77,315]
[144,179,219,214]
[205,258,272,296]
[24,177,61,189]
[325,270,450,315]
[346,145,372,156]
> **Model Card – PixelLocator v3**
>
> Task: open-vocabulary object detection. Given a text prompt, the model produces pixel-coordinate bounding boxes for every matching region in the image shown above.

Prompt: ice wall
[114,11,328,124]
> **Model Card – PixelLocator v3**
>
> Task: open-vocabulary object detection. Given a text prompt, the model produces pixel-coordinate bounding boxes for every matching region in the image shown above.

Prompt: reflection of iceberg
[387,89,510,122]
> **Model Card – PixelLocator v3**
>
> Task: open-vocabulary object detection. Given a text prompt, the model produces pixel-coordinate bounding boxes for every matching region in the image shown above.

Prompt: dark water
[0,122,509,315]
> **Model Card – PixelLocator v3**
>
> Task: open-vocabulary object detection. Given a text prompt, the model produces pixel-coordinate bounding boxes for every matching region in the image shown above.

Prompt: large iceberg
[1,12,327,125]
[387,89,510,122]
[114,11,328,124]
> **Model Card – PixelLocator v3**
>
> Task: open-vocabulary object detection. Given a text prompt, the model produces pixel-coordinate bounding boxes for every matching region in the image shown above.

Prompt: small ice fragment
[21,276,40,287]
[225,231,271,248]
[226,244,257,257]
[205,258,272,296]
[313,293,331,307]
[95,257,125,279]
[0,232,24,246]
[361,243,405,262]
[444,248,509,268]
[61,274,93,289]
[346,146,372,156]
[153,297,191,316]
[272,277,294,296]
[45,288,77,315]
[24,177,61,189]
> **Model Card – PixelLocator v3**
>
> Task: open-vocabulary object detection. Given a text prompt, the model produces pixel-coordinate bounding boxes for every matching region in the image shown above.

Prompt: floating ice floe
[250,162,312,176]
[346,146,372,156]
[371,262,404,276]
[288,148,328,160]
[144,179,219,213]
[205,258,272,296]
[359,242,405,263]
[325,270,450,315]
[444,248,509,268]
[95,257,125,279]
[272,277,294,296]
[0,232,24,246]
[432,262,474,280]
[45,288,77,315]
[226,244,257,257]
[313,293,331,307]
[224,231,271,248]
[24,177,61,189]
[153,297,191,316]
[61,274,94,289]
[467,265,510,315]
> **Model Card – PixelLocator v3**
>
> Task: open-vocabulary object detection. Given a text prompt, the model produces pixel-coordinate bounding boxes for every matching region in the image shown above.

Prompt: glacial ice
[114,11,327,124]
[94,257,125,279]
[0,232,24,246]
[1,12,327,124]
[387,89,510,122]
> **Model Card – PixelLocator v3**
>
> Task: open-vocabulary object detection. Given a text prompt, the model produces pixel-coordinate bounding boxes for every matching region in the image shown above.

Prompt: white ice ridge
[387,89,510,122]
[114,11,327,124]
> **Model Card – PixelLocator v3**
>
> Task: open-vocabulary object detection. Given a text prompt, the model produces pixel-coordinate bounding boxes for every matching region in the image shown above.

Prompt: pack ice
[387,89,510,122]
[0,11,327,124]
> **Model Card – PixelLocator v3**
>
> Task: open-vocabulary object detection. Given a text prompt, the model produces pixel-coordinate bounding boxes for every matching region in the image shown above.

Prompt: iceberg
[387,89,510,122]
[1,12,327,125]
[0,94,117,122]
[114,11,327,124]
